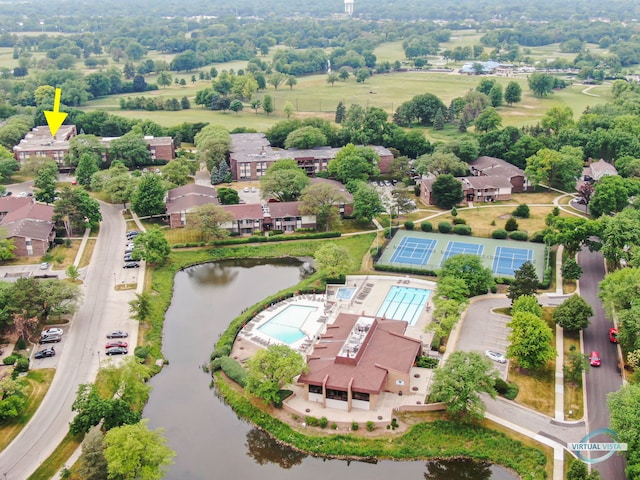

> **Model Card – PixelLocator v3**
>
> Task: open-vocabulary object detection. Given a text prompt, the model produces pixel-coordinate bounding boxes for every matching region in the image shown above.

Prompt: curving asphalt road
[578,248,626,479]
[0,202,138,479]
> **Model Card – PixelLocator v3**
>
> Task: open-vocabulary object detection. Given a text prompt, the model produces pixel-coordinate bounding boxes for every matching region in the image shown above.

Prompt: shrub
[305,416,319,426]
[218,356,247,387]
[490,284,498,293]
[420,222,432,232]
[505,217,519,232]
[330,422,338,430]
[134,346,150,360]
[15,357,29,372]
[491,228,508,239]
[494,378,509,394]
[453,224,472,235]
[416,356,439,368]
[210,345,231,360]
[430,335,441,351]
[404,221,414,230]
[319,416,329,428]
[391,418,399,430]
[438,222,452,233]
[452,217,466,225]
[508,230,528,241]
[15,337,27,350]
[529,231,546,243]
[3,355,17,365]
[351,421,359,431]
[513,204,530,218]
[505,383,519,400]
[366,421,376,432]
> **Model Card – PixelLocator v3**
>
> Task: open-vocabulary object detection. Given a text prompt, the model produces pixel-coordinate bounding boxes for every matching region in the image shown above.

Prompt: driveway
[0,202,138,478]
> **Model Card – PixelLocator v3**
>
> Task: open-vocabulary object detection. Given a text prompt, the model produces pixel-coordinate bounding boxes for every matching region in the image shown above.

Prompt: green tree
[489,84,503,107]
[65,134,105,168]
[314,243,354,278]
[431,174,463,209]
[132,227,170,266]
[504,81,522,105]
[327,73,339,86]
[541,106,574,134]
[474,107,502,132]
[109,131,151,168]
[299,182,348,231]
[259,160,310,202]
[524,146,583,191]
[564,345,590,387]
[129,291,153,322]
[0,376,26,422]
[78,427,108,480]
[104,174,137,208]
[352,182,384,224]
[327,144,380,184]
[54,186,102,236]
[157,70,172,89]
[430,351,498,422]
[507,261,539,303]
[0,153,20,183]
[283,101,295,119]
[528,72,555,97]
[0,230,15,262]
[440,253,494,296]
[286,76,297,90]
[335,101,346,123]
[262,95,274,116]
[34,170,57,204]
[608,384,640,478]
[553,294,593,331]
[189,203,234,238]
[66,264,80,281]
[599,208,640,267]
[590,175,632,217]
[75,153,99,189]
[104,420,175,480]
[229,99,244,115]
[561,258,583,281]
[507,311,556,370]
[511,294,543,318]
[245,345,307,405]
[284,126,326,149]
[160,159,191,188]
[414,152,468,177]
[70,384,109,435]
[131,174,166,217]
[101,357,152,411]
[217,187,240,205]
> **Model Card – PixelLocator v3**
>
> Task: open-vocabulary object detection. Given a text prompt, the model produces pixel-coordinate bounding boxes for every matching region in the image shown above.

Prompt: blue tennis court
[377,286,431,326]
[389,236,436,266]
[492,246,534,276]
[440,241,484,266]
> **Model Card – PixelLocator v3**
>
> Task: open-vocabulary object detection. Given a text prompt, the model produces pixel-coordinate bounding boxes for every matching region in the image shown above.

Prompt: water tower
[344,0,354,15]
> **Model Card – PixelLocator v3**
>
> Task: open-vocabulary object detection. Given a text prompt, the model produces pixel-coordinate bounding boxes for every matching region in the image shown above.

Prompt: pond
[143,258,519,480]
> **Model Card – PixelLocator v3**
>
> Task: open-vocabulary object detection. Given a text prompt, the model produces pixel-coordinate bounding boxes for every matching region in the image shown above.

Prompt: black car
[34,347,55,359]
[123,254,135,262]
[39,334,62,344]
[123,262,140,269]
[126,231,140,239]
[105,346,128,356]
[106,330,128,339]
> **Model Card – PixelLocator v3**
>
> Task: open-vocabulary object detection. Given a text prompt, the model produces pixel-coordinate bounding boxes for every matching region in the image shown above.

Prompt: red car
[590,351,601,367]
[609,328,619,343]
[105,341,128,349]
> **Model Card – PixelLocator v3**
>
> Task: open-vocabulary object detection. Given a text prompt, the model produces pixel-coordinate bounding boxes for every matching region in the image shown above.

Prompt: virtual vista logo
[571,428,628,464]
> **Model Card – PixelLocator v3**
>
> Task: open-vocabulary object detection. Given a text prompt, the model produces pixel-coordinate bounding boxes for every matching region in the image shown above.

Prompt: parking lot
[455,305,511,377]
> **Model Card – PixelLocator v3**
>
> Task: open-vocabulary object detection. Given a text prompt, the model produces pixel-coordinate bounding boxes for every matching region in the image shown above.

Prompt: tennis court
[389,236,436,266]
[492,246,534,276]
[440,241,484,266]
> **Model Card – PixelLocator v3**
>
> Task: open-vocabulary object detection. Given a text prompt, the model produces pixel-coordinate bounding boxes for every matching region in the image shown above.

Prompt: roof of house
[469,156,525,178]
[222,203,264,220]
[265,201,302,218]
[13,125,77,153]
[298,314,421,394]
[461,175,513,190]
[0,203,55,241]
[166,184,219,214]
[0,197,33,213]
[309,177,354,202]
[167,184,217,200]
[588,159,618,180]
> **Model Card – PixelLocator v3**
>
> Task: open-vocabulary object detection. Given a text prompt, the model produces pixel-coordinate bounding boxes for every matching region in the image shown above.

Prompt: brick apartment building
[0,199,55,256]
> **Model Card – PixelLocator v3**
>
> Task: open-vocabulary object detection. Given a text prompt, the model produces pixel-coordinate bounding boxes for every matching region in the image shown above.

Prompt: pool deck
[230,275,440,425]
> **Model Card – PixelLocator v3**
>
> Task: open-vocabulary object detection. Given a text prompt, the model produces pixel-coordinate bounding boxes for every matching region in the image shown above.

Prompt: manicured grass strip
[563,332,584,420]
[215,373,547,478]
[78,239,96,269]
[26,431,83,480]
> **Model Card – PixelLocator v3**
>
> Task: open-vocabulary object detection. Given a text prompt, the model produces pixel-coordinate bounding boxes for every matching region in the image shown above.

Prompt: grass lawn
[454,205,562,238]
[26,431,83,480]
[508,307,556,416]
[78,239,96,268]
[0,369,55,451]
[46,241,81,270]
[563,332,584,420]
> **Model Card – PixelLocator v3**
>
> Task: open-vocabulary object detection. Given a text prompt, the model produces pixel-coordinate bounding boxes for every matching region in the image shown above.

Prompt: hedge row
[173,231,341,248]
[373,264,437,277]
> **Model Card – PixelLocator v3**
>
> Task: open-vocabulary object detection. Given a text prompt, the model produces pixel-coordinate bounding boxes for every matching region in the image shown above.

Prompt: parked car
[39,334,62,344]
[609,328,619,343]
[123,262,140,269]
[106,346,128,356]
[126,230,140,238]
[105,340,128,349]
[34,347,56,359]
[40,262,50,270]
[485,350,507,364]
[590,351,601,367]
[243,186,249,192]
[251,187,257,193]
[384,180,391,186]
[123,254,134,262]
[41,327,63,337]
[107,330,128,339]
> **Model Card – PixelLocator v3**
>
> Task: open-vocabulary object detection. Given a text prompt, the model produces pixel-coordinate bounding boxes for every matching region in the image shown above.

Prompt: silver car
[485,350,507,364]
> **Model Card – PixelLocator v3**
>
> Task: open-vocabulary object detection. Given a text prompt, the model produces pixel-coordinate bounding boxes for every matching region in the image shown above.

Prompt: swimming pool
[376,286,431,326]
[336,287,356,300]
[258,304,318,344]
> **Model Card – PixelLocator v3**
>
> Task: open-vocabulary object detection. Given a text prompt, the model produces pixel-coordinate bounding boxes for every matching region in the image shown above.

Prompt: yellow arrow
[44,88,68,137]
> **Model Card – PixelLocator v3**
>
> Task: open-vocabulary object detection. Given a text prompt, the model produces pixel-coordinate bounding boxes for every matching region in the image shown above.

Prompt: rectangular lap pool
[376,286,431,326]
[258,304,318,344]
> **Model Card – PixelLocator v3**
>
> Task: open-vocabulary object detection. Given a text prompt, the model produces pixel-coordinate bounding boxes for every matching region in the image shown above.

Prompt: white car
[40,262,50,270]
[243,187,249,192]
[485,350,507,364]
[41,327,63,337]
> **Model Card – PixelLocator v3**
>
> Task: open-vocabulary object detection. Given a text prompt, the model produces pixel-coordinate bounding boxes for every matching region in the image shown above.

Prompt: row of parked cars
[124,230,140,268]
[106,330,128,355]
[34,328,64,359]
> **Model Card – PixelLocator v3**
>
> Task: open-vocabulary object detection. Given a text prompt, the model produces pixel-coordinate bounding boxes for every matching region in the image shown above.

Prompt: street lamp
[97,350,101,368]
[113,272,116,286]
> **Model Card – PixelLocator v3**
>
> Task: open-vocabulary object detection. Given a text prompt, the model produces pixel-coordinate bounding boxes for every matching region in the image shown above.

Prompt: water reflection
[245,428,306,469]
[424,458,493,480]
